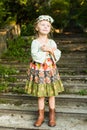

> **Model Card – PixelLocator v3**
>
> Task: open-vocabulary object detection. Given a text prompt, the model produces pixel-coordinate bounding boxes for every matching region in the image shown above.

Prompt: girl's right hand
[41,45,49,52]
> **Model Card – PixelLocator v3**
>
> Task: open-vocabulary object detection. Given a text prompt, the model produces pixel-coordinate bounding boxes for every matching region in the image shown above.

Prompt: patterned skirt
[25,58,64,97]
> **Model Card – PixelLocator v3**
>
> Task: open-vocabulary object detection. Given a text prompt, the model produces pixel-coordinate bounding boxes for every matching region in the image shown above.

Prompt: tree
[0,0,9,28]
[78,0,87,28]
[0,0,87,33]
[49,0,70,28]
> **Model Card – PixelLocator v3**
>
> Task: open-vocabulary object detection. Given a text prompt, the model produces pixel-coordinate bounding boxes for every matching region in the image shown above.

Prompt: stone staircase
[0,34,87,130]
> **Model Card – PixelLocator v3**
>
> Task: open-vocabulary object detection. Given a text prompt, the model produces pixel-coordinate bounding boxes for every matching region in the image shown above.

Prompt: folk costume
[25,39,64,97]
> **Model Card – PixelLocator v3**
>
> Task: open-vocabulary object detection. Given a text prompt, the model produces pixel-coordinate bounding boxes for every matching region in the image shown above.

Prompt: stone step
[1,59,86,66]
[0,81,87,94]
[0,94,87,130]
[59,68,87,75]
[55,37,87,44]
[1,74,87,82]
[0,94,87,111]
[58,63,87,68]
[61,75,87,80]
[0,94,87,117]
[0,63,86,72]
[0,63,87,72]
[58,44,87,52]
[0,75,87,87]
[56,38,87,51]
[61,52,86,58]
[59,59,86,64]
[1,81,85,94]
[1,61,86,67]
[1,56,87,67]
[0,52,87,62]
[0,102,87,119]
[0,111,86,130]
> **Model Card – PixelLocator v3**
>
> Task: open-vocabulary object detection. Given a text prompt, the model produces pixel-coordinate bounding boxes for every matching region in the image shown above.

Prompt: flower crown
[36,15,54,24]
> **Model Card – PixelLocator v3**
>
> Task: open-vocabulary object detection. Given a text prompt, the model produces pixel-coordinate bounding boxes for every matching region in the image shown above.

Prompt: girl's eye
[41,24,50,27]
[41,24,45,26]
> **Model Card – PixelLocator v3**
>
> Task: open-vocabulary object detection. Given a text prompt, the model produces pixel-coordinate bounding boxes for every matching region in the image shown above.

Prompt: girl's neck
[37,35,49,44]
[38,35,48,40]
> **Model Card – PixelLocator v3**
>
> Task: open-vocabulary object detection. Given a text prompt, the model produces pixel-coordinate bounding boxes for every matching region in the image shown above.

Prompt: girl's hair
[34,15,54,38]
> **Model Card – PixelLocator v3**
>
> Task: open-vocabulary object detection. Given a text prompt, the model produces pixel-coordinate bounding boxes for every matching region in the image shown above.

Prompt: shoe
[48,108,56,127]
[34,109,44,127]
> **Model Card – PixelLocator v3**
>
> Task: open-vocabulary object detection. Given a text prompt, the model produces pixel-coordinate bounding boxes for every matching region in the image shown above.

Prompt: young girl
[25,15,64,127]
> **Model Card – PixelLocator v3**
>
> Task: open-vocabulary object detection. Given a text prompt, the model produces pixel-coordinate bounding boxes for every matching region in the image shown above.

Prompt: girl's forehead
[37,20,51,25]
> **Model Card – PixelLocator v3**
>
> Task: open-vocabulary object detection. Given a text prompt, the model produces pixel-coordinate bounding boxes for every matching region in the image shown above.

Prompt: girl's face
[36,20,51,35]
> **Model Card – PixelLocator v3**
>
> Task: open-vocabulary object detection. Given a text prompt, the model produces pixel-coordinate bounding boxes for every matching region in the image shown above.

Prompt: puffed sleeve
[50,40,61,63]
[53,48,61,62]
[31,40,47,63]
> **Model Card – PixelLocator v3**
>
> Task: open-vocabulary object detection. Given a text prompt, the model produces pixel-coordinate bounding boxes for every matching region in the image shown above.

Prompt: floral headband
[36,15,54,24]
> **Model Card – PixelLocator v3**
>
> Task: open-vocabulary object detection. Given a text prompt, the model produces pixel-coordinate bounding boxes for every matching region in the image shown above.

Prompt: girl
[25,15,64,127]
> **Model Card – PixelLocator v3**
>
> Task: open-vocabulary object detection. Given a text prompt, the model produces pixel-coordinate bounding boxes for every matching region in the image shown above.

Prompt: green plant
[0,65,18,76]
[2,36,33,63]
[0,83,9,92]
[0,65,18,93]
[21,23,34,36]
[79,90,87,95]
[12,86,25,94]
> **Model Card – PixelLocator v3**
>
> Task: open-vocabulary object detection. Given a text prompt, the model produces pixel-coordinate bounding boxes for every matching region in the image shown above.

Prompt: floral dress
[25,39,64,97]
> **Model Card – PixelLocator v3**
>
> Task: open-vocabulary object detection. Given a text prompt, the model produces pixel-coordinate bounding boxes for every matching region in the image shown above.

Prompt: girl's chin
[40,32,49,35]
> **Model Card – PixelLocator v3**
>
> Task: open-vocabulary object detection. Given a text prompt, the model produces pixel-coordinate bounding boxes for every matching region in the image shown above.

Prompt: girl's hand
[49,47,56,55]
[41,45,49,52]
[41,45,56,55]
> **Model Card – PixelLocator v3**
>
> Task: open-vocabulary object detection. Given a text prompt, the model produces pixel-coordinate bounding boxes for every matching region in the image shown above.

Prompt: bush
[2,36,33,63]
[21,23,34,36]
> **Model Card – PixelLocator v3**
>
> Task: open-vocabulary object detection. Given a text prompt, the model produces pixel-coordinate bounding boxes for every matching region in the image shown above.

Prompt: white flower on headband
[36,15,54,23]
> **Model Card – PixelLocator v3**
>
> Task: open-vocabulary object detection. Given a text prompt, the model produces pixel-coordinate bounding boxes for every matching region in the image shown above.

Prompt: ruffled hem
[25,80,64,97]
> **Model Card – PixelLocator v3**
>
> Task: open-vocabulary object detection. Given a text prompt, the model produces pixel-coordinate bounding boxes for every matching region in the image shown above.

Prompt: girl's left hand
[41,45,56,55]
[49,47,56,55]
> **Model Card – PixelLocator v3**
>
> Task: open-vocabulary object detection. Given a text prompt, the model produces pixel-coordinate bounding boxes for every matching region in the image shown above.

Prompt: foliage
[78,0,87,27]
[0,65,18,92]
[0,65,17,75]
[49,0,70,28]
[0,0,87,30]
[0,0,8,28]
[2,36,33,63]
[79,89,87,95]
[0,64,26,93]
[21,23,34,36]
[12,86,25,94]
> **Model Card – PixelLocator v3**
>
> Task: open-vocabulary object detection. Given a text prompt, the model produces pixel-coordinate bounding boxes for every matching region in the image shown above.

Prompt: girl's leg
[38,97,45,110]
[34,97,45,127]
[48,96,56,127]
[49,96,55,109]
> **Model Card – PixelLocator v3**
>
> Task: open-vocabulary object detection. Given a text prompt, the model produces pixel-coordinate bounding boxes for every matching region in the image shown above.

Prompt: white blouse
[31,39,61,64]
